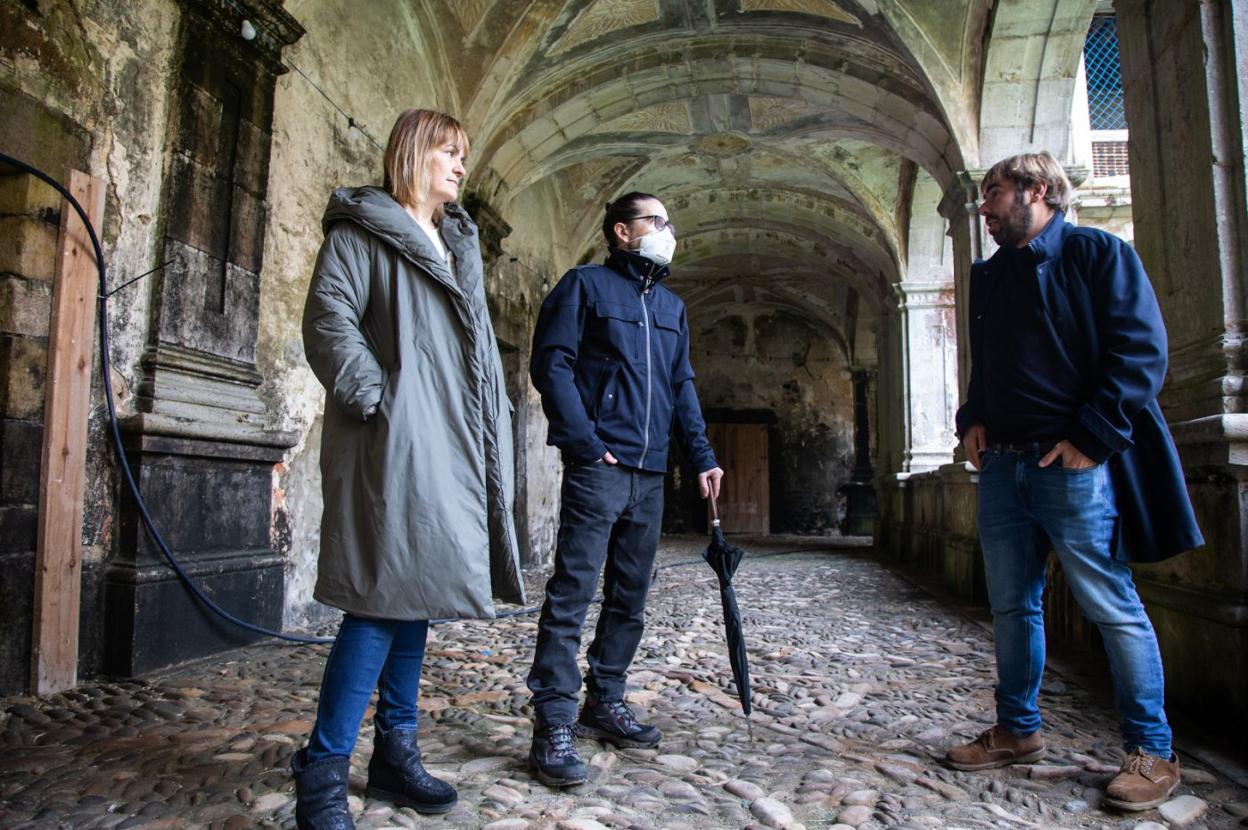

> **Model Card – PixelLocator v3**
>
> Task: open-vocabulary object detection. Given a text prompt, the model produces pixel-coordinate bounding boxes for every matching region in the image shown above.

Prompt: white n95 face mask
[633,227,677,266]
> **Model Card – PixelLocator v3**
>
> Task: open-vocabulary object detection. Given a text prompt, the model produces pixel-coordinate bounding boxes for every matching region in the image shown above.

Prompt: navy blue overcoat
[955,213,1203,563]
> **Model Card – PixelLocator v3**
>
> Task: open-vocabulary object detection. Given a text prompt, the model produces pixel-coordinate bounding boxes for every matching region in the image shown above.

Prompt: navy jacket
[956,213,1203,562]
[531,248,717,474]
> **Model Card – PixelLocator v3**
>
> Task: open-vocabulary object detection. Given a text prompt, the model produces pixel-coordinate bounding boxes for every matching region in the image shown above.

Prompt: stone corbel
[463,193,512,266]
[180,0,305,75]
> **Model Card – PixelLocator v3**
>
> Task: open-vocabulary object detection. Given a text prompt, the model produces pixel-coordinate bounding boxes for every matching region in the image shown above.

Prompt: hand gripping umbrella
[702,496,753,740]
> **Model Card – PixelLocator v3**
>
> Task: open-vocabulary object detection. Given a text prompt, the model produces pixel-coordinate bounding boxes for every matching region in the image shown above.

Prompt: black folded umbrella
[702,497,753,740]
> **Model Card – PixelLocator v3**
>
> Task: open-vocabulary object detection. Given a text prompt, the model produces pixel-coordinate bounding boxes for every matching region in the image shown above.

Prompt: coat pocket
[594,300,644,360]
[590,358,618,421]
[652,310,681,333]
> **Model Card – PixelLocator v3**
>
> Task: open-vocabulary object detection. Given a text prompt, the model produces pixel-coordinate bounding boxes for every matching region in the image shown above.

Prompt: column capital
[938,170,985,220]
[892,280,955,310]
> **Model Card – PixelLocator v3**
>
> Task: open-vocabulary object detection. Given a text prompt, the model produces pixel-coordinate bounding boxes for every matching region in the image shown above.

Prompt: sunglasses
[629,214,677,236]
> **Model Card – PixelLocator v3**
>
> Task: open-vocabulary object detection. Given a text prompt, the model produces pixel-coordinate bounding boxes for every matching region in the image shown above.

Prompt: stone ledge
[1170,413,1248,468]
[1136,577,1248,628]
[120,411,298,453]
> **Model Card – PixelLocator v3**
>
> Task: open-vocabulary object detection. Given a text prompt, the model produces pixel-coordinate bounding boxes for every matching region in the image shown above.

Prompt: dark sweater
[981,246,1086,445]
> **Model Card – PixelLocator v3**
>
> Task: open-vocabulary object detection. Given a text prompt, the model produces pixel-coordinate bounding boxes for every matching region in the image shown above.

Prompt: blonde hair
[382,109,470,213]
[981,151,1072,213]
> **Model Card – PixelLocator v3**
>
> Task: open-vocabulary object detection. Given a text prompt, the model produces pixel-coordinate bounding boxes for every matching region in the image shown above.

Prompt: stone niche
[105,0,303,676]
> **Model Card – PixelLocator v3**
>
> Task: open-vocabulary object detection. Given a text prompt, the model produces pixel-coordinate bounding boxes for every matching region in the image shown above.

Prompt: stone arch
[977,0,1099,165]
[472,46,963,201]
[565,182,901,279]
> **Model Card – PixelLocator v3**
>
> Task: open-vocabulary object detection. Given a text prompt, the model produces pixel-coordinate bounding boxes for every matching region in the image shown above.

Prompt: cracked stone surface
[1,537,1244,829]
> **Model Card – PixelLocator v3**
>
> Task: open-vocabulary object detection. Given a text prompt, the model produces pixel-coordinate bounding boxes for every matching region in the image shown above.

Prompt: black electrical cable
[1,152,332,646]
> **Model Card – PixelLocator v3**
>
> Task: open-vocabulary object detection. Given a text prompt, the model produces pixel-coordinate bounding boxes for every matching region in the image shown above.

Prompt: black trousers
[526,461,665,724]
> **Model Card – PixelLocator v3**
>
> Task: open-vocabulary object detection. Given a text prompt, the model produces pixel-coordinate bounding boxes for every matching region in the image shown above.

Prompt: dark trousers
[526,461,665,724]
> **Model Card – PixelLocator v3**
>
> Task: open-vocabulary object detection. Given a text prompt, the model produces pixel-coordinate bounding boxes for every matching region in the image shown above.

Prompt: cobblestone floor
[2,537,1245,830]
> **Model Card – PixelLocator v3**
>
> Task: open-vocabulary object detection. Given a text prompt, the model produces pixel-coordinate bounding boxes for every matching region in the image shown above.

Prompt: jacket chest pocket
[593,301,645,359]
[651,309,681,353]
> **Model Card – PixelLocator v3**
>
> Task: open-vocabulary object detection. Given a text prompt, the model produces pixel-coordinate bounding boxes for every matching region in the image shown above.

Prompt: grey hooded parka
[302,186,525,619]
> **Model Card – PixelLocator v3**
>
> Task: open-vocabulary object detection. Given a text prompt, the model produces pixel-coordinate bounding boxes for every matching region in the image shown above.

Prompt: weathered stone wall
[0,0,564,685]
[1114,0,1248,736]
[0,0,180,693]
[687,311,854,534]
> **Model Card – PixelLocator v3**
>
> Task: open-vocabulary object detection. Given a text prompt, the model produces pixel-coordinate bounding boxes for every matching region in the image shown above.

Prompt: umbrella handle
[710,494,720,527]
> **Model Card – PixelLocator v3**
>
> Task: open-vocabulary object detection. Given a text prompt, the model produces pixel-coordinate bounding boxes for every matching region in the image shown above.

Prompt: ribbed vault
[400,0,992,363]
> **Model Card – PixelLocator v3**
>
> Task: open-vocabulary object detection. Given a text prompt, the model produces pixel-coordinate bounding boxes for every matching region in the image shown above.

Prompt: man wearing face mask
[526,192,724,787]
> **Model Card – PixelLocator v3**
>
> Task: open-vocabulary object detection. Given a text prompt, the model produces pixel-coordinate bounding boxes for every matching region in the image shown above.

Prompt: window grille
[1084,15,1126,130]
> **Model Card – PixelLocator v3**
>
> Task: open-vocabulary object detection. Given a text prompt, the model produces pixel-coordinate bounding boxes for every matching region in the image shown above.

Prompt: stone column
[1113,0,1248,728]
[839,368,877,535]
[105,0,304,675]
[939,169,985,416]
[893,281,958,472]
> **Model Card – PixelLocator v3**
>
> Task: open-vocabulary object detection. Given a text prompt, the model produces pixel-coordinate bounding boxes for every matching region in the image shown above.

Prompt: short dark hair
[602,192,660,248]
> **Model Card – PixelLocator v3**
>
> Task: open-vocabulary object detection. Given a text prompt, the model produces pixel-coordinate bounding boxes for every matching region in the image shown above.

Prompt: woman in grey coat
[291,109,525,830]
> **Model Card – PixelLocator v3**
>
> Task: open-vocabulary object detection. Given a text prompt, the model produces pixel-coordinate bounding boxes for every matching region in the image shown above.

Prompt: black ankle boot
[291,748,355,830]
[366,726,457,814]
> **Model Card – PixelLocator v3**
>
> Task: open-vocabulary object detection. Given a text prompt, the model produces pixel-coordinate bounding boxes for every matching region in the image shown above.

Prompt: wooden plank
[709,422,770,534]
[31,169,104,695]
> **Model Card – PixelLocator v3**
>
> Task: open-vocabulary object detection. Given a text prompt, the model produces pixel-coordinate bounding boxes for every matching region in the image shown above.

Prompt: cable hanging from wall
[226,0,384,151]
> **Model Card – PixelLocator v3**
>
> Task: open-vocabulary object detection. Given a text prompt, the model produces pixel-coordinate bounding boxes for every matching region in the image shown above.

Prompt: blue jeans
[977,448,1171,757]
[527,462,665,724]
[306,614,429,761]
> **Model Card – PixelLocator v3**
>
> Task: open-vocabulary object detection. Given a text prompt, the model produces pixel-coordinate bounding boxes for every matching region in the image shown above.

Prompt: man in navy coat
[946,152,1203,811]
[526,192,723,787]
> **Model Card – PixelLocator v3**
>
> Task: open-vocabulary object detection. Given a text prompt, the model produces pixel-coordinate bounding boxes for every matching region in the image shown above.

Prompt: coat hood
[322,186,476,276]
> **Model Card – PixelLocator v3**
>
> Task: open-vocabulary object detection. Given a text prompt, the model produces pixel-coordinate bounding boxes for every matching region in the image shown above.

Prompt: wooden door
[706,422,770,533]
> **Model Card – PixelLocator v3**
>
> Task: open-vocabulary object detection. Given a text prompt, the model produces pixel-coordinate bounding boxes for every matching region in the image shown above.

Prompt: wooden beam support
[31,169,104,695]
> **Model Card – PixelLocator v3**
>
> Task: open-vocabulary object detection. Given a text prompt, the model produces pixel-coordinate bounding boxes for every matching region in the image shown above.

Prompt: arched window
[1085,15,1125,130]
[1084,13,1129,179]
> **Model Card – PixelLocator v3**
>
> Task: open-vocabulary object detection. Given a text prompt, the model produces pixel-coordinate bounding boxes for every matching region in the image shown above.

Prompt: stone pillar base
[104,554,284,676]
[106,427,294,676]
[839,480,877,536]
[876,464,985,602]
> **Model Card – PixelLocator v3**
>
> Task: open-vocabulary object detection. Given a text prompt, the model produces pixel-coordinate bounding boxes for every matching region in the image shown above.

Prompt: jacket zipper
[640,284,652,466]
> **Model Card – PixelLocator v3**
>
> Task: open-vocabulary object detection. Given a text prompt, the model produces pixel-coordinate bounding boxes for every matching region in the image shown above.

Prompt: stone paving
[2,536,1246,830]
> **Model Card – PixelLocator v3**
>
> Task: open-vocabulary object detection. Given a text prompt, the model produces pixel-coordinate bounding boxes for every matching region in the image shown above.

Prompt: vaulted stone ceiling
[410,0,994,362]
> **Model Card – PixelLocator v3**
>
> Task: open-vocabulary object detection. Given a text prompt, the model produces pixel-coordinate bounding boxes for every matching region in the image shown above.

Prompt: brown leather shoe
[1104,748,1180,811]
[945,725,1046,770]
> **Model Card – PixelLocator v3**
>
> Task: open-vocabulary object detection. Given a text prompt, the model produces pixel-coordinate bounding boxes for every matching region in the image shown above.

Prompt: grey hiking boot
[528,720,587,787]
[576,696,661,748]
